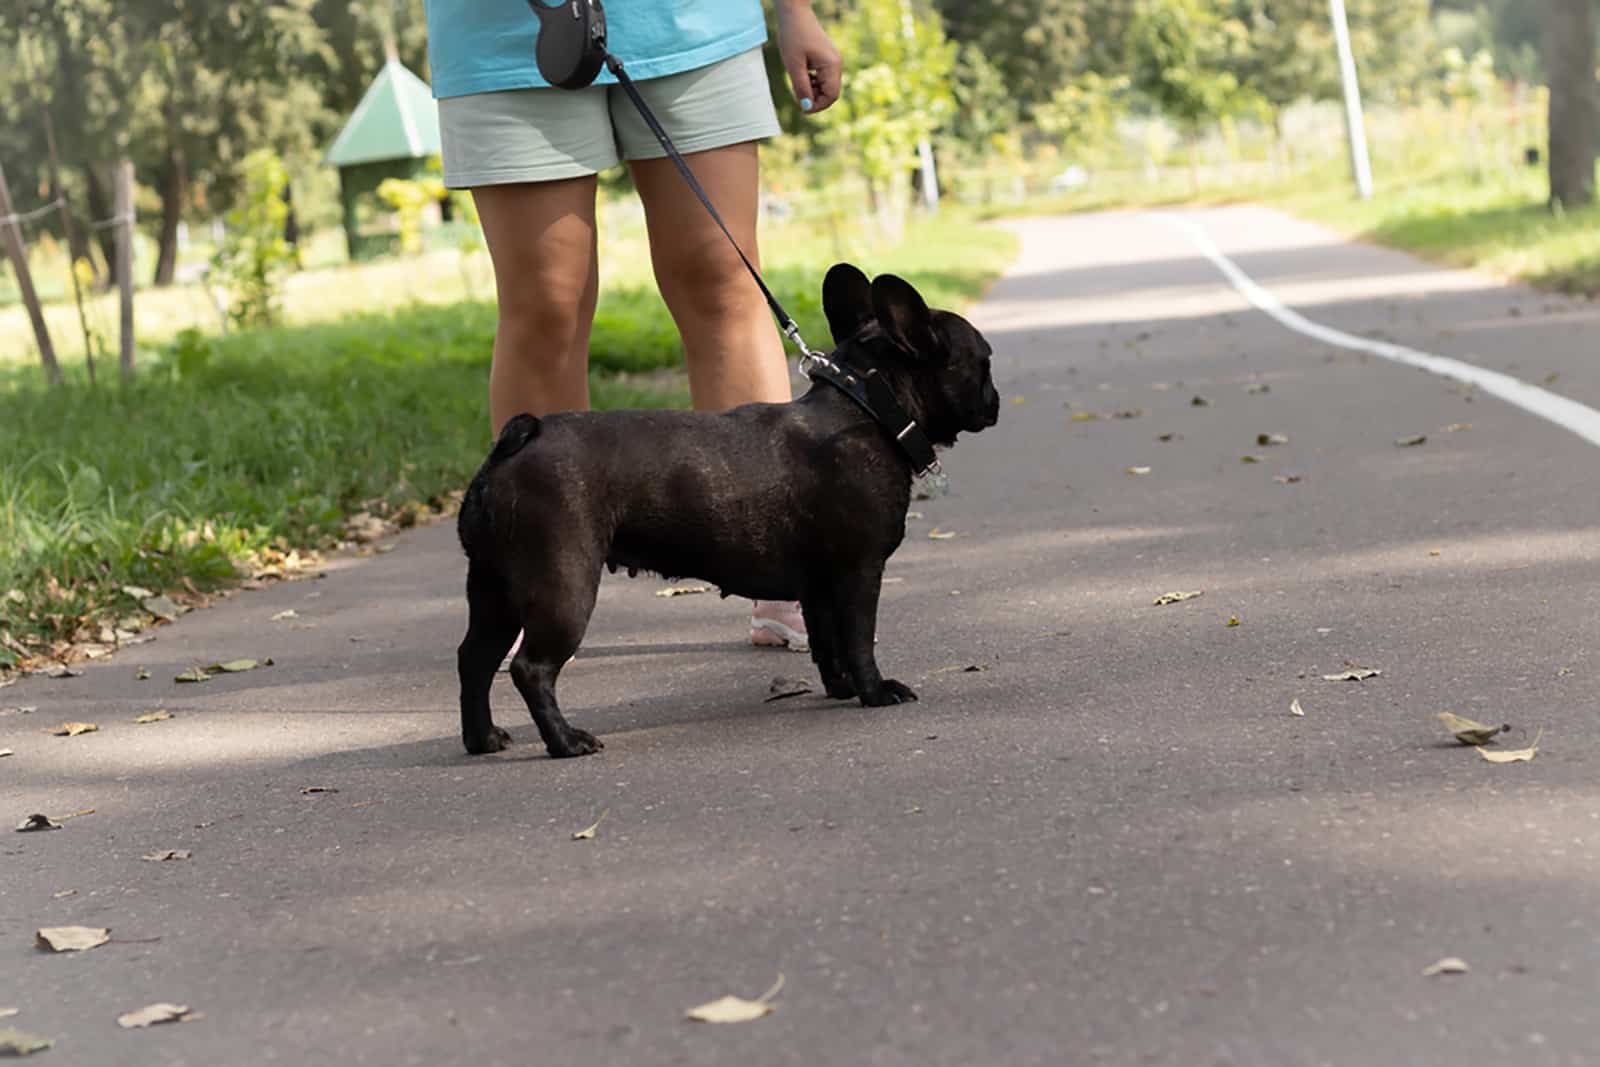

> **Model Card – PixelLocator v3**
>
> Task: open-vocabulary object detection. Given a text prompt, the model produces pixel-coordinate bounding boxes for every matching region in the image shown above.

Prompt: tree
[1541,0,1598,208]
[932,0,1096,119]
[1127,0,1251,132]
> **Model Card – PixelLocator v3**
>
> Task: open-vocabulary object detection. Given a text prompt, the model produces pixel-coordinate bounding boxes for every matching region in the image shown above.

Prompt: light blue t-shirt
[424,0,769,98]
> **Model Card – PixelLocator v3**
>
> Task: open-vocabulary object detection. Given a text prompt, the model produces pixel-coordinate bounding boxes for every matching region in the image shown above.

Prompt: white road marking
[1163,214,1600,449]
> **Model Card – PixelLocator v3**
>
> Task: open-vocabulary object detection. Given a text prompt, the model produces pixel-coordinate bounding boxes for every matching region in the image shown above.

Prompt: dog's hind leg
[459,563,521,755]
[509,566,605,759]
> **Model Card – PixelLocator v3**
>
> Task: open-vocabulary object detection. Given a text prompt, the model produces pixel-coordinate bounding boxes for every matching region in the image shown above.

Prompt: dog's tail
[458,413,543,562]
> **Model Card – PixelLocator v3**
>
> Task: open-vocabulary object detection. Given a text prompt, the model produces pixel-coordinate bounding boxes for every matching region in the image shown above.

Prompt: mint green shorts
[438,47,780,188]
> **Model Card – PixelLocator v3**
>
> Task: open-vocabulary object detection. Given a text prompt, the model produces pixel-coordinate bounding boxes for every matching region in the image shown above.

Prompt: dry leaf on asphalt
[1153,591,1203,606]
[1422,957,1469,977]
[1274,474,1303,484]
[927,529,957,540]
[1436,712,1508,746]
[1126,466,1151,476]
[1445,422,1472,432]
[36,926,110,952]
[40,665,82,679]
[654,584,711,598]
[1395,435,1428,447]
[300,786,339,795]
[1257,433,1289,446]
[1290,699,1305,717]
[1226,616,1241,627]
[1239,455,1263,464]
[141,850,191,862]
[1322,668,1381,682]
[174,668,211,683]
[116,1003,198,1029]
[1069,411,1101,422]
[1113,409,1144,419]
[0,749,11,758]
[141,595,182,622]
[1190,395,1212,407]
[0,1010,16,1019]
[271,609,298,621]
[685,974,785,1024]
[765,677,813,702]
[0,1027,53,1056]
[15,814,60,832]
[132,710,172,724]
[572,809,608,841]
[1245,383,1271,394]
[1479,730,1541,764]
[47,721,97,737]
[206,659,263,673]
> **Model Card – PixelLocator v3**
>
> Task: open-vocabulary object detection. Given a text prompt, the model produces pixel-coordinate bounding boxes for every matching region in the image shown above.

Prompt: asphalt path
[6,206,1600,1066]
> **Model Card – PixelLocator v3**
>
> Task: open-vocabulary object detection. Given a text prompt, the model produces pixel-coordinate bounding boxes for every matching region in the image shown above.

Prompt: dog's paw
[859,679,918,706]
[546,727,604,759]
[822,674,857,700]
[463,725,513,755]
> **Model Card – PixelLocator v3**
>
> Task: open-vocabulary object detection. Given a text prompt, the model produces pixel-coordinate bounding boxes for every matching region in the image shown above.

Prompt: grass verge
[0,211,1018,666]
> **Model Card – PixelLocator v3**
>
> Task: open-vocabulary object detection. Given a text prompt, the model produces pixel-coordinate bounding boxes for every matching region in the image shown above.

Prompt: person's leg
[628,142,790,411]
[472,178,601,433]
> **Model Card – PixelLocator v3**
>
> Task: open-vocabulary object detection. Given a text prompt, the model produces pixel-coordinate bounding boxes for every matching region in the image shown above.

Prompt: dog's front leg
[830,565,917,706]
[800,589,855,699]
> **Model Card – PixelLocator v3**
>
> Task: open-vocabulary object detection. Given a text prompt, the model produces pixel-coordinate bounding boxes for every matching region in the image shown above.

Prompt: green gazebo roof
[324,58,441,168]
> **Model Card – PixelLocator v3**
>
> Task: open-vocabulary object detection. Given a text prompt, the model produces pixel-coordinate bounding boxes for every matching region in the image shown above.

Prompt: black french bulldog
[455,263,1000,759]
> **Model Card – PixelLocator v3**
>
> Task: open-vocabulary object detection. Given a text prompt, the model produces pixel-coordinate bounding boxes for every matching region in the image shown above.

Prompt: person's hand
[775,1,842,114]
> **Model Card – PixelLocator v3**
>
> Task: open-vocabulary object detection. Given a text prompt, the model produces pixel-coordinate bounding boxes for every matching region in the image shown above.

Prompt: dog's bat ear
[870,273,936,357]
[823,263,874,344]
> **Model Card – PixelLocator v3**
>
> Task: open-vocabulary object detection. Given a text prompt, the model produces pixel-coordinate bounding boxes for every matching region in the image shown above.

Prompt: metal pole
[1328,0,1373,199]
[900,0,939,213]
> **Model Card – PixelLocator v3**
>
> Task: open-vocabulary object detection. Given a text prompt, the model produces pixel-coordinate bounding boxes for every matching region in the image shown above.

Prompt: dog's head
[821,263,1000,447]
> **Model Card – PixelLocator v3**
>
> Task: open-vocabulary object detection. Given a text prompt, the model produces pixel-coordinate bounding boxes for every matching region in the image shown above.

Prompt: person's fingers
[809,55,842,112]
[783,50,816,111]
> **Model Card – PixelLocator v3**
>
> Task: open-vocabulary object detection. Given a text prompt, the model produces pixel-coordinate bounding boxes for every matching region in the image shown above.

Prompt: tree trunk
[152,128,185,287]
[1542,0,1597,209]
[114,157,135,382]
[85,165,119,287]
[0,161,64,387]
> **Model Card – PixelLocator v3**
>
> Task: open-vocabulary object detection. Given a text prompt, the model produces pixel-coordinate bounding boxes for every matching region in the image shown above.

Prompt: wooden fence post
[0,160,64,387]
[114,155,135,381]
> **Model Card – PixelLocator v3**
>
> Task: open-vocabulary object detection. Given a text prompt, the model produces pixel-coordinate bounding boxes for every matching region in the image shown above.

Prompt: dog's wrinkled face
[822,263,1001,446]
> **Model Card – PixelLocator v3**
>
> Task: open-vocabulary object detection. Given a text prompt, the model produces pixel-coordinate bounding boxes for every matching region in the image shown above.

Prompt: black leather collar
[807,355,940,477]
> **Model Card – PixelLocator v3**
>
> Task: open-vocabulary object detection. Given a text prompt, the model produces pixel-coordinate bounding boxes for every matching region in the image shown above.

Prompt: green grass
[0,211,1017,662]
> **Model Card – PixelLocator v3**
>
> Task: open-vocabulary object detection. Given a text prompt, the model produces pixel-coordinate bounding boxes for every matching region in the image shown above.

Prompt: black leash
[526,0,942,480]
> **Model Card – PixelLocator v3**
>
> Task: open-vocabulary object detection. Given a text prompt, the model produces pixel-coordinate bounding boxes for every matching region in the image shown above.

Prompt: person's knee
[496,270,593,360]
[655,241,764,325]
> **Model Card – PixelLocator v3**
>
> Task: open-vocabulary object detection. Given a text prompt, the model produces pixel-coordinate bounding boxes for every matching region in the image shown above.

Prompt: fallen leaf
[207,659,260,673]
[1239,455,1263,464]
[1069,411,1102,423]
[1478,729,1541,764]
[905,511,924,519]
[47,721,97,737]
[1543,371,1560,385]
[271,609,298,621]
[58,809,94,821]
[132,710,172,724]
[135,668,150,680]
[116,1003,198,1029]
[1011,395,1026,405]
[300,786,338,795]
[121,585,155,600]
[1290,699,1305,717]
[1112,409,1144,419]
[1436,711,1508,746]
[0,749,11,758]
[1126,466,1151,476]
[174,668,211,684]
[1245,383,1271,394]
[1153,591,1203,606]
[572,809,608,841]
[927,529,957,540]
[765,677,813,702]
[36,926,110,952]
[1395,435,1428,447]
[15,814,60,832]
[685,974,784,1024]
[1226,616,1241,627]
[1191,395,1212,407]
[141,595,182,622]
[0,1010,15,1019]
[0,1027,53,1056]
[654,584,712,598]
[1257,433,1289,446]
[141,850,191,862]
[1422,957,1470,977]
[1156,432,1177,442]
[1428,549,1442,557]
[40,664,82,679]
[1274,474,1303,484]
[52,890,76,898]
[1322,668,1380,682]
[1446,422,1472,432]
